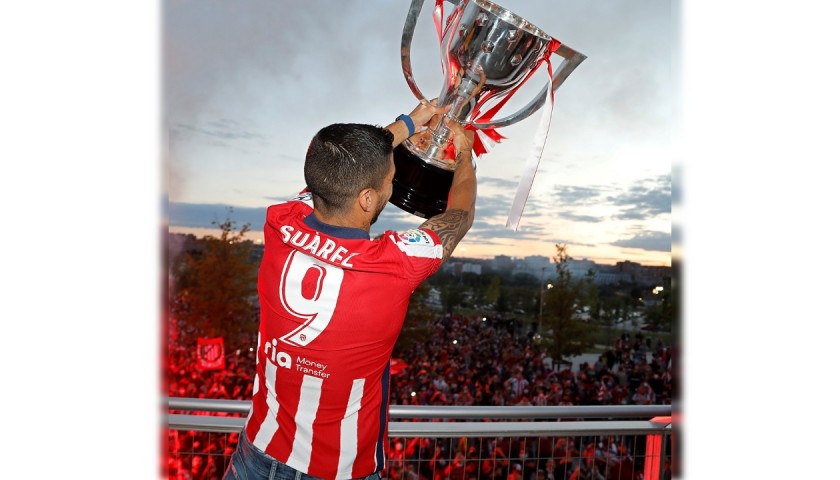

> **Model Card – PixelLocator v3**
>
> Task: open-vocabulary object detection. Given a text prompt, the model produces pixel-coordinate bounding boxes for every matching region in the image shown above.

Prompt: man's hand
[443,117,475,162]
[408,99,450,131]
[387,99,451,147]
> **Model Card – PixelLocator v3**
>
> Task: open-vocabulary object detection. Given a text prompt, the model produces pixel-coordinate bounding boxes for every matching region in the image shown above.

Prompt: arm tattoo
[419,209,471,263]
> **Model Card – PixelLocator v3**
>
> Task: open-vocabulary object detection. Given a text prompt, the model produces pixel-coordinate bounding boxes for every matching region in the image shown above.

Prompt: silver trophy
[390,0,586,219]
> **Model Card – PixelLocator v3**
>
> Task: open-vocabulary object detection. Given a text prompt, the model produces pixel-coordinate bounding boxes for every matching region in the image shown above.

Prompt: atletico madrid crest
[196,337,225,371]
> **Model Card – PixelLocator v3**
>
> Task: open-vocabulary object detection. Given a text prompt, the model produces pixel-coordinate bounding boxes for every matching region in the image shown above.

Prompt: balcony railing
[167,397,676,479]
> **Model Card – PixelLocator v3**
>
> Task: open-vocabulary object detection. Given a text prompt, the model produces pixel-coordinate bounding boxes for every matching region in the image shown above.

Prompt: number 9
[278,250,344,347]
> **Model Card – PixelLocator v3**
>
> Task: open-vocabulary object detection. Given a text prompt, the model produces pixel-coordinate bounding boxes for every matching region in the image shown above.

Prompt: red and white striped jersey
[244,192,442,479]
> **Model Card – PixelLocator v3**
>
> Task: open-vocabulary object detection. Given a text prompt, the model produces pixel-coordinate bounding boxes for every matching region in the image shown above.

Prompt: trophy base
[389,143,453,219]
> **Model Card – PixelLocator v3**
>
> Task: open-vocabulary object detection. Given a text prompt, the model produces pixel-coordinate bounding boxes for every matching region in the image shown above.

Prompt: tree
[643,275,675,331]
[542,244,597,360]
[170,213,259,349]
[485,276,501,306]
[582,269,600,322]
[512,272,538,287]
[441,284,464,314]
[495,288,509,315]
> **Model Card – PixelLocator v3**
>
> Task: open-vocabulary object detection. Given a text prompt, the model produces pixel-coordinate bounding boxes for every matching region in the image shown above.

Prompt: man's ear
[358,188,375,212]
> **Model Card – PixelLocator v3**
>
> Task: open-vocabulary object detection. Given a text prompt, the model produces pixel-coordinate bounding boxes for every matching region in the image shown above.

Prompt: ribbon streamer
[505,39,560,231]
[465,123,504,156]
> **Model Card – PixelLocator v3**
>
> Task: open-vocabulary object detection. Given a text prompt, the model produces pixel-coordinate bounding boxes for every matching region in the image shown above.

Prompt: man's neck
[312,208,371,233]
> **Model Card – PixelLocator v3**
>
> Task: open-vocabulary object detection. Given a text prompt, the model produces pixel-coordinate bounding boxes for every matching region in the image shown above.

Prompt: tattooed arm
[419,118,477,263]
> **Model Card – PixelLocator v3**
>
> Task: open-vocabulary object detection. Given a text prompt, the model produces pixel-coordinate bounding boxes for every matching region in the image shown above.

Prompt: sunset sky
[164,0,678,267]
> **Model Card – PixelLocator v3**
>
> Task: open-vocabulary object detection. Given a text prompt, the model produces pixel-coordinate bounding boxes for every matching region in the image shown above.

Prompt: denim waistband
[237,431,380,480]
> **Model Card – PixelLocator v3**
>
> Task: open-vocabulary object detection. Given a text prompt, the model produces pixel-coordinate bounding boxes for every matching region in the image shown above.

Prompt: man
[224,99,476,480]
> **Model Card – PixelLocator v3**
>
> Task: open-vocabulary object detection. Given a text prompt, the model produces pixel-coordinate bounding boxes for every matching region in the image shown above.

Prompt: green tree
[485,276,501,306]
[441,284,464,314]
[495,288,509,314]
[643,276,675,331]
[470,283,488,308]
[583,269,600,322]
[171,214,259,349]
[512,272,538,287]
[542,244,596,360]
[460,272,482,288]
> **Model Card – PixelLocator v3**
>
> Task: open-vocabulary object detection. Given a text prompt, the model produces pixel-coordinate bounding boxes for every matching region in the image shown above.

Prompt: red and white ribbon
[505,42,559,231]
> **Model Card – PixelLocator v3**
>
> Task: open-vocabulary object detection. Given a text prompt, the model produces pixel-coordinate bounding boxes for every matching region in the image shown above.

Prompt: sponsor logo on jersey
[265,338,293,369]
[264,337,331,378]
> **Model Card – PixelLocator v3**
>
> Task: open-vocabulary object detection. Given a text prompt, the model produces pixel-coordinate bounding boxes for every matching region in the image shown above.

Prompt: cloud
[173,120,264,142]
[559,0,677,142]
[480,177,519,189]
[164,0,406,127]
[168,202,265,230]
[557,238,599,248]
[611,230,671,252]
[553,185,611,206]
[469,219,547,241]
[550,175,671,223]
[545,175,672,253]
[470,193,549,239]
[606,174,671,220]
[476,193,514,219]
[554,210,604,223]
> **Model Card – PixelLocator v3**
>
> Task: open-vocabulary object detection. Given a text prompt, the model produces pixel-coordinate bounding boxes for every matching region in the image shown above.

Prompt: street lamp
[538,266,554,333]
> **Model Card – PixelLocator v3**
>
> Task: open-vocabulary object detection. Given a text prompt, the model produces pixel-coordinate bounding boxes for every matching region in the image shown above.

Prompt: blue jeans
[223,430,381,480]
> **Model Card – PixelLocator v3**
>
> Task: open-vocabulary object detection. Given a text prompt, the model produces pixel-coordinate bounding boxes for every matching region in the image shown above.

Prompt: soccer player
[223,99,476,480]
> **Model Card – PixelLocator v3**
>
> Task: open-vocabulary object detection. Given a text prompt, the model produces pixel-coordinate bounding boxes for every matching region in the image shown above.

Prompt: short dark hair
[304,123,394,214]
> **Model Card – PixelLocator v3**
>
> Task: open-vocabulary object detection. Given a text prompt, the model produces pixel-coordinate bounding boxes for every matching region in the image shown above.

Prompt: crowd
[384,313,674,480]
[167,311,674,479]
[166,342,256,479]
[389,313,673,408]
[383,434,667,480]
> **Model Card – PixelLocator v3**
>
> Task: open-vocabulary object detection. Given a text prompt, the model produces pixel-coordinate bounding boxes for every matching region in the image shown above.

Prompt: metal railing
[166,398,676,479]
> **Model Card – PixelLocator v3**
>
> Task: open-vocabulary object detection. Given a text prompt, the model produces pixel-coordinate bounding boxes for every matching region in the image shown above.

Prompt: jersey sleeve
[383,228,443,286]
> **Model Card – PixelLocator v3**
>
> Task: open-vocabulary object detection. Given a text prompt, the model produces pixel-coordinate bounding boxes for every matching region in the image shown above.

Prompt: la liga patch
[397,229,434,246]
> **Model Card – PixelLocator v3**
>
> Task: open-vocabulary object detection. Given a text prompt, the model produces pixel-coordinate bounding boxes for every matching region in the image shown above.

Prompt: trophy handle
[401,0,461,102]
[471,43,587,129]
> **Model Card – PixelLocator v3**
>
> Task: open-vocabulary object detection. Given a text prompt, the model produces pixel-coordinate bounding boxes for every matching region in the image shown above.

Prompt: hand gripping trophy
[390,0,586,230]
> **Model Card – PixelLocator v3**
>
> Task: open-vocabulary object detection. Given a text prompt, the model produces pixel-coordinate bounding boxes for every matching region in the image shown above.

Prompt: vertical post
[658,432,668,479]
[643,416,671,480]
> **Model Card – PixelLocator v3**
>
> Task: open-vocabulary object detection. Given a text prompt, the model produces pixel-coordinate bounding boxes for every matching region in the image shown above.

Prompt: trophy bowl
[390,0,585,219]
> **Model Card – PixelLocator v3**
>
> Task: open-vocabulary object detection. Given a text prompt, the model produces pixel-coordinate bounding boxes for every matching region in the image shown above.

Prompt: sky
[6,1,840,478]
[164,0,678,267]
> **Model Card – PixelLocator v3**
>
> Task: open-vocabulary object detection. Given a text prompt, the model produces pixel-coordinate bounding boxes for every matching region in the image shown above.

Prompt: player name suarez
[278,224,360,268]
